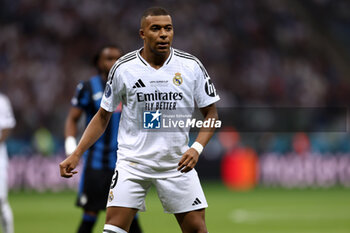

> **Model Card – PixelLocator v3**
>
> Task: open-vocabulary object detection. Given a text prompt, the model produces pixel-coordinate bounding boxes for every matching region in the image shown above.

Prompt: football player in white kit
[60,7,220,233]
[0,93,15,233]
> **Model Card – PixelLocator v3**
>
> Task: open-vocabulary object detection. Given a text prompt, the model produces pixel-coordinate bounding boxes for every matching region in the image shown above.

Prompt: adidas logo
[133,79,146,88]
[192,197,202,206]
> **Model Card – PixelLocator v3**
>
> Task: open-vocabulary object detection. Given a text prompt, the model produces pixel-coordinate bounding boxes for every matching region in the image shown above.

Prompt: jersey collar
[137,47,174,68]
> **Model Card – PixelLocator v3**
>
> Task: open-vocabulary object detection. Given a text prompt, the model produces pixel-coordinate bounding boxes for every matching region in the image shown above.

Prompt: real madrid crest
[108,190,114,202]
[173,72,183,86]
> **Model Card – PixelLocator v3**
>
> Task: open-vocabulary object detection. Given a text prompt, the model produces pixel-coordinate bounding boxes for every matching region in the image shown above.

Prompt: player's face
[98,47,122,76]
[140,15,173,55]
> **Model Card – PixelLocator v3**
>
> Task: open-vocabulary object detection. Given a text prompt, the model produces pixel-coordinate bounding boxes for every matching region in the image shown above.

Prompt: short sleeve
[101,66,125,112]
[0,95,16,129]
[193,62,220,108]
[71,81,91,110]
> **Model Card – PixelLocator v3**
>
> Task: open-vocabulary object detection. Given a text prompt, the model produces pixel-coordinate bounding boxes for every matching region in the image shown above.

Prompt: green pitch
[9,182,350,233]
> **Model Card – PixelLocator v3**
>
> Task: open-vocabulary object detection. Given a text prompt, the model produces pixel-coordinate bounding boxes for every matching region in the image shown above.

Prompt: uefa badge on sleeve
[143,110,162,129]
[104,84,112,98]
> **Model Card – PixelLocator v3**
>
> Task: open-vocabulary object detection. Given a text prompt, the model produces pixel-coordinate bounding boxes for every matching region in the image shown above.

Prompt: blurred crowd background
[1,0,350,186]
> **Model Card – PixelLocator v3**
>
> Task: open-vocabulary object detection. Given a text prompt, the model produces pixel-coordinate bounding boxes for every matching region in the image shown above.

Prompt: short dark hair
[141,7,170,19]
[93,44,122,69]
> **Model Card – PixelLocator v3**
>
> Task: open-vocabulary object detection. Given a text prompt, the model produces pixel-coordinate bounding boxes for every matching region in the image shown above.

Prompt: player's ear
[139,29,145,40]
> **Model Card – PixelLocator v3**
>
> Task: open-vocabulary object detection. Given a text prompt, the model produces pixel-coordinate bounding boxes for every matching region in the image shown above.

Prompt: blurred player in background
[60,7,220,233]
[0,93,15,233]
[64,45,142,233]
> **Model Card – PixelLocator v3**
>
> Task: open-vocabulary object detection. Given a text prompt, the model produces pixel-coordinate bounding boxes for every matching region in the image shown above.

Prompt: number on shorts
[110,170,118,189]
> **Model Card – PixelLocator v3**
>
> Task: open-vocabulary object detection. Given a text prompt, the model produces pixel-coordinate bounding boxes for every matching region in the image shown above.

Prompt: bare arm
[0,128,12,143]
[64,107,83,138]
[64,107,83,155]
[178,103,219,173]
[195,103,219,147]
[59,107,113,178]
[74,107,112,155]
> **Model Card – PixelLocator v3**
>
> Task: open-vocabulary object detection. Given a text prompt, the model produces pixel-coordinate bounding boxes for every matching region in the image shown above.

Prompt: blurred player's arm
[64,107,83,155]
[60,107,112,178]
[0,128,12,143]
[178,103,219,173]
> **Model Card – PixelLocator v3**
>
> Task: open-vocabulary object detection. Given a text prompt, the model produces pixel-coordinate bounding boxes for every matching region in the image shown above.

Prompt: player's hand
[177,148,199,173]
[59,154,79,178]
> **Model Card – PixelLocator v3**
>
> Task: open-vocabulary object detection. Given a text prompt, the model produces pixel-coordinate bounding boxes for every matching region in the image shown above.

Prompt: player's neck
[100,72,108,82]
[141,47,170,69]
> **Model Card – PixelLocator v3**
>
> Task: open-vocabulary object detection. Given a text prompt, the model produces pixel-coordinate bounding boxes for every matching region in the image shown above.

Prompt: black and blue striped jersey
[72,75,121,170]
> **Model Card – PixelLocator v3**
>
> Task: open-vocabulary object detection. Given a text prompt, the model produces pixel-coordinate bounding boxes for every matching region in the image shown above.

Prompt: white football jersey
[101,48,220,178]
[0,93,16,169]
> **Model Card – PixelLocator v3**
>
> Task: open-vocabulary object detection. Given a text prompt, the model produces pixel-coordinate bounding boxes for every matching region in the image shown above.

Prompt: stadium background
[1,0,350,232]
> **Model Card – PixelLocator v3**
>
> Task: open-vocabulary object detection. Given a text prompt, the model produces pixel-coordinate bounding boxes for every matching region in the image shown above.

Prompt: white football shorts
[106,165,208,214]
